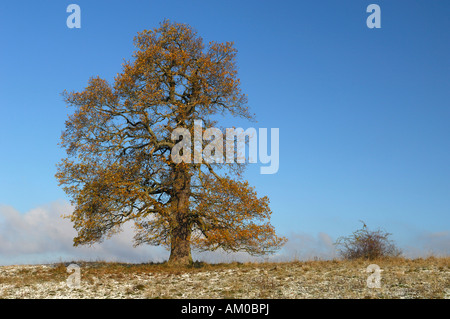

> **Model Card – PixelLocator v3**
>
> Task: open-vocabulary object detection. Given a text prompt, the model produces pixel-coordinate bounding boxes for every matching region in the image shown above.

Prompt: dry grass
[0,257,448,299]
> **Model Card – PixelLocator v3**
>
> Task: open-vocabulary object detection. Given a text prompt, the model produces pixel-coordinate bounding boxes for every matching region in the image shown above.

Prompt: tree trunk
[168,222,193,265]
[168,164,193,266]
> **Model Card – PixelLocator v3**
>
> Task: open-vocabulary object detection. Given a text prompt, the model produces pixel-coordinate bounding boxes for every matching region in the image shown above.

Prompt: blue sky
[0,0,449,263]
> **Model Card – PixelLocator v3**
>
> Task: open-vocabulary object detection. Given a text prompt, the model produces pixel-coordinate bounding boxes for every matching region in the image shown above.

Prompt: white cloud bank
[0,201,168,266]
[0,200,448,266]
[402,231,450,258]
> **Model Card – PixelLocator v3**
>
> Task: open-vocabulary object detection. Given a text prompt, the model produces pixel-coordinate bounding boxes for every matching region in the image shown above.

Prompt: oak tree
[56,20,286,265]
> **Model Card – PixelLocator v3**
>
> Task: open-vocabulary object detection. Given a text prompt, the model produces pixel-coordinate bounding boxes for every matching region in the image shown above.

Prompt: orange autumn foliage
[56,20,286,265]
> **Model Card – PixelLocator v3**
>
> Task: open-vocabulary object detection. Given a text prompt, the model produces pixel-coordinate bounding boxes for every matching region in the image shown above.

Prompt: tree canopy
[56,20,286,265]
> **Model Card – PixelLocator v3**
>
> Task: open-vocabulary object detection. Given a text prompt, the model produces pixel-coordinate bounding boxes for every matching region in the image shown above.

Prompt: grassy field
[0,257,448,299]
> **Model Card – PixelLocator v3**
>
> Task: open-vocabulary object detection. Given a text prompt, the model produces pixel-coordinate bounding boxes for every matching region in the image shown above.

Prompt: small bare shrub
[335,221,402,260]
